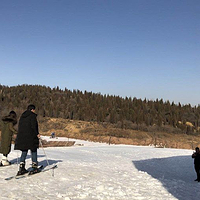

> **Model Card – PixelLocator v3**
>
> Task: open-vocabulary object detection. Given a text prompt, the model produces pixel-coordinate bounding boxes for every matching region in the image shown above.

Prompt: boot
[17,162,28,176]
[1,155,11,166]
[29,162,39,175]
[32,162,38,169]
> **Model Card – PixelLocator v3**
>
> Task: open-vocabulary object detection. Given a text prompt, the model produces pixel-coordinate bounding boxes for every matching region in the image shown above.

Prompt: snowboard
[28,165,44,175]
[4,165,56,180]
[24,164,57,178]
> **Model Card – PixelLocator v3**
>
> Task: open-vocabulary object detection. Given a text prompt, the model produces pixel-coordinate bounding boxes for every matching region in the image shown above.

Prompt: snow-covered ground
[0,136,199,200]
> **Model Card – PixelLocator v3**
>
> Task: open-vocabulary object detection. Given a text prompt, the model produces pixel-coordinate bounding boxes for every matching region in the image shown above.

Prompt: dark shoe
[32,162,38,169]
[17,162,28,176]
[29,162,40,175]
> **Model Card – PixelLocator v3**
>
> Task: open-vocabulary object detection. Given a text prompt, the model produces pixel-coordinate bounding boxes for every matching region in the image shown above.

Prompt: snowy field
[0,136,199,200]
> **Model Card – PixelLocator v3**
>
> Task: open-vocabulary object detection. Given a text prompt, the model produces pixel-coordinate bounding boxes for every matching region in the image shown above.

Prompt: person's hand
[37,134,41,139]
[12,134,17,141]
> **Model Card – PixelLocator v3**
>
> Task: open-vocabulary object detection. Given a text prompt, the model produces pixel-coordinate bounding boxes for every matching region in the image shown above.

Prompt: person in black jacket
[15,104,40,175]
[192,147,200,182]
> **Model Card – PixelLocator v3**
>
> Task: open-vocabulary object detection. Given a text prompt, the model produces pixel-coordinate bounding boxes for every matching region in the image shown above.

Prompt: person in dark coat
[192,147,200,182]
[15,104,40,175]
[0,111,17,166]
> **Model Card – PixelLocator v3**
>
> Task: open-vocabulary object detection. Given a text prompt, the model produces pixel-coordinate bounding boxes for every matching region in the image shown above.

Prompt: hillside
[1,84,200,149]
[1,84,200,136]
[39,117,200,150]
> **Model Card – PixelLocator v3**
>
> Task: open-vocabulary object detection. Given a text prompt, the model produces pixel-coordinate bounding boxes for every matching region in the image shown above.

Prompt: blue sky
[0,0,199,106]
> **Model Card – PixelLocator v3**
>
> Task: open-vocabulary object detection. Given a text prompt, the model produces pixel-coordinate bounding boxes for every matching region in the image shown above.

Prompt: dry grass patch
[37,117,200,149]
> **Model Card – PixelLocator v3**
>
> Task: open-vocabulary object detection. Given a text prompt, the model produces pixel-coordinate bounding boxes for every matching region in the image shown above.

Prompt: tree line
[0,84,200,135]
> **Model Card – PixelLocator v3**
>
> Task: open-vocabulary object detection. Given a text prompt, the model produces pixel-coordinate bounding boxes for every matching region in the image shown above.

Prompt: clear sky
[0,0,199,106]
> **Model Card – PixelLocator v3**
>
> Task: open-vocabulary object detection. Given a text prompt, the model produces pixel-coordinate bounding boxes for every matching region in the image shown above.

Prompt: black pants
[195,165,200,180]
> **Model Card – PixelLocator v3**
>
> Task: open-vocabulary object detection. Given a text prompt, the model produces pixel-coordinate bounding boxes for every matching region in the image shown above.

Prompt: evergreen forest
[0,84,200,135]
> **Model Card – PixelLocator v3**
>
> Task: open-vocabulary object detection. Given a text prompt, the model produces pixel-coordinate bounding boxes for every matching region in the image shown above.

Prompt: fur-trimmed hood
[2,115,17,125]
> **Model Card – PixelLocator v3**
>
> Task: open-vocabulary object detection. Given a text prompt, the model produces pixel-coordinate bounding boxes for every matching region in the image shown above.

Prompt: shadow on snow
[10,154,62,169]
[133,155,200,200]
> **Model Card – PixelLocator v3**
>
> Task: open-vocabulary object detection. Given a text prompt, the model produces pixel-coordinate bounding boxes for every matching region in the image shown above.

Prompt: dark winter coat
[0,116,17,155]
[192,152,200,166]
[14,110,39,151]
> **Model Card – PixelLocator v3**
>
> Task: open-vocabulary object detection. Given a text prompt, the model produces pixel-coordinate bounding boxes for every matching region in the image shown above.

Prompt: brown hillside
[1,117,199,149]
[38,117,200,150]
